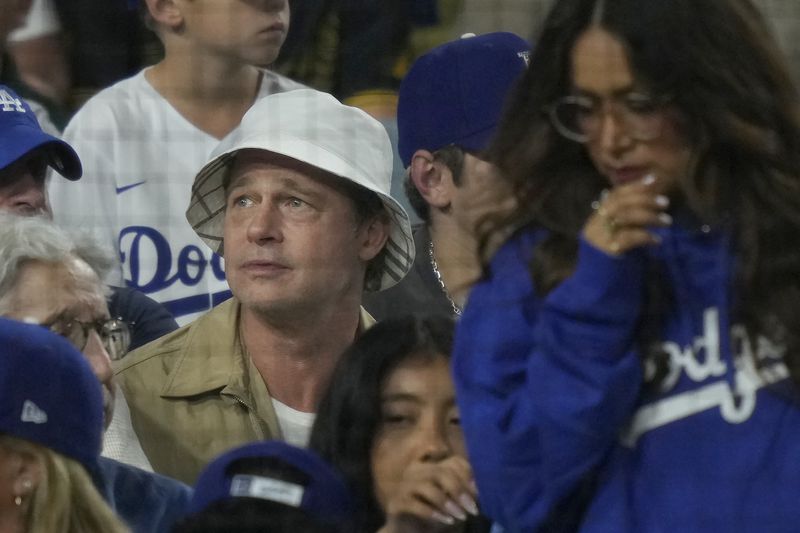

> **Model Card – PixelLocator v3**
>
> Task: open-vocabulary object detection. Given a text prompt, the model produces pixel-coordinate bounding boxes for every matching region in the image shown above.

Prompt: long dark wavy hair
[483,0,800,382]
[309,315,490,533]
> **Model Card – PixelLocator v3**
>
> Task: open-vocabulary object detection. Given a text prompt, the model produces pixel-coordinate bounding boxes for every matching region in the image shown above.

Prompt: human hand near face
[583,174,672,255]
[377,456,479,533]
[455,157,518,260]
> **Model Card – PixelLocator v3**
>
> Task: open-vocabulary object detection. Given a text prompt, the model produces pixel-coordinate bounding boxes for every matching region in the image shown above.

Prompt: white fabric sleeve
[7,0,61,42]
[48,104,124,286]
[102,385,154,472]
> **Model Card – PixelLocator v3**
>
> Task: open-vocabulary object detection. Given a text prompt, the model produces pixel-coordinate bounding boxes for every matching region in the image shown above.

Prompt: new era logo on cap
[20,400,48,424]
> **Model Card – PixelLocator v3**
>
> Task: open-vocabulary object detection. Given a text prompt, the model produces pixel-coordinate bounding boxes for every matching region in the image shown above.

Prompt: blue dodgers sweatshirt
[453,223,798,533]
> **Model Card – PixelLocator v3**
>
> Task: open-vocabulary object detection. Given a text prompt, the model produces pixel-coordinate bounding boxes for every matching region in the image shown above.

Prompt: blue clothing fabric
[453,223,799,532]
[95,457,193,533]
[108,286,179,351]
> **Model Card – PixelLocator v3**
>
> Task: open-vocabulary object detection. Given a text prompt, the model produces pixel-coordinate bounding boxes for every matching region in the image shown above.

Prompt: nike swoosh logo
[115,181,147,194]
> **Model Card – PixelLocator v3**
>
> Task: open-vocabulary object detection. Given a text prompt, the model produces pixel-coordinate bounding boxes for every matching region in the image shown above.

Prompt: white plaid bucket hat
[187,89,414,291]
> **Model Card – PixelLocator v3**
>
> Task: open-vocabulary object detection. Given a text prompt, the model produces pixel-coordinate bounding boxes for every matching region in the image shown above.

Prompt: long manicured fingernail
[655,195,669,208]
[444,500,467,520]
[459,494,479,516]
[642,174,656,185]
[658,213,673,225]
[432,511,456,525]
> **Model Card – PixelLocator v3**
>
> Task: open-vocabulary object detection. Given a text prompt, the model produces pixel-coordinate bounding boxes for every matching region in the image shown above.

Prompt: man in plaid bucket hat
[116,88,414,484]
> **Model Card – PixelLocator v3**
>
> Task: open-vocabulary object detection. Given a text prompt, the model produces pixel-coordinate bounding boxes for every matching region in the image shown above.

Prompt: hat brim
[187,134,414,292]
[1,124,82,180]
[453,123,497,157]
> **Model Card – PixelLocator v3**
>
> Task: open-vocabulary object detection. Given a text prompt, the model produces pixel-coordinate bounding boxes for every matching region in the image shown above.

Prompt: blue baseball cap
[397,32,531,166]
[189,441,354,524]
[0,318,104,473]
[0,85,82,180]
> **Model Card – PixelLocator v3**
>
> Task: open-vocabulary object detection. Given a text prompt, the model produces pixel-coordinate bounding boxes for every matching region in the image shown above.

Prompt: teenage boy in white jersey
[48,0,302,325]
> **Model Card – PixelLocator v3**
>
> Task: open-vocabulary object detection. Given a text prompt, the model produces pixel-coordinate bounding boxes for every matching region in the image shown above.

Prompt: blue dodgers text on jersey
[119,226,231,318]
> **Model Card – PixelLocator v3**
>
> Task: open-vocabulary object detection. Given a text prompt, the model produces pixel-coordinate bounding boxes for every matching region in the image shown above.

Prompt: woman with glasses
[452,0,800,531]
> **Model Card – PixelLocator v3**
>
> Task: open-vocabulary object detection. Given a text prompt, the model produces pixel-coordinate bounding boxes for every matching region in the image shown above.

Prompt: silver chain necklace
[428,240,462,316]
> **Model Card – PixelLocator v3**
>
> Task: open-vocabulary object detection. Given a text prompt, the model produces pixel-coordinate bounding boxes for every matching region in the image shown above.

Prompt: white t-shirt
[49,69,303,325]
[271,398,316,448]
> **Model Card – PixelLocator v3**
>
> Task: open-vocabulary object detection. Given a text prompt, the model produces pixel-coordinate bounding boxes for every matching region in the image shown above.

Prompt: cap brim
[453,124,497,156]
[2,124,82,180]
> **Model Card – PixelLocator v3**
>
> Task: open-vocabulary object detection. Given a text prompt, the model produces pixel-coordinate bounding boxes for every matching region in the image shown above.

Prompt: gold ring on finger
[604,216,618,235]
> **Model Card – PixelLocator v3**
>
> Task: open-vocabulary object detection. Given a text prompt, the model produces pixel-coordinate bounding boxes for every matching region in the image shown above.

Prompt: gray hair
[0,214,116,313]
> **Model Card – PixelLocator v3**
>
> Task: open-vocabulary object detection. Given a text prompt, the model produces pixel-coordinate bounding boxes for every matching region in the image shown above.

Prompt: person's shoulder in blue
[108,286,178,351]
[95,457,192,533]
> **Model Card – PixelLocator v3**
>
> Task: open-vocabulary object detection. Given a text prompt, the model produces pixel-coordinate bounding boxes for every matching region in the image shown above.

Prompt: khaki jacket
[115,298,374,484]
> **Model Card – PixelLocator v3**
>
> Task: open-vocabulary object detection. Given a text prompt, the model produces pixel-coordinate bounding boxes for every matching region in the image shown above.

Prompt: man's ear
[409,150,452,209]
[144,0,183,31]
[358,213,390,262]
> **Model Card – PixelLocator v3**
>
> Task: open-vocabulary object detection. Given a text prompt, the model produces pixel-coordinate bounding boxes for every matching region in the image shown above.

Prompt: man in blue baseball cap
[364,32,530,320]
[0,83,81,215]
[0,83,178,353]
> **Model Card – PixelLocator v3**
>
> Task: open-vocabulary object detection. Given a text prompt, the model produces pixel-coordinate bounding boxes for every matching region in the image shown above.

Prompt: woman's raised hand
[583,174,672,255]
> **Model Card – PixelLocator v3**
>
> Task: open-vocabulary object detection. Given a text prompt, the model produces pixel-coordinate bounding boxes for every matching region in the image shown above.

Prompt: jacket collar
[160,299,375,398]
[160,298,244,398]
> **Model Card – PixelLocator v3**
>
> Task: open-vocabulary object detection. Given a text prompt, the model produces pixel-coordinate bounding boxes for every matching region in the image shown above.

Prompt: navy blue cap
[190,441,354,524]
[0,85,82,180]
[0,318,104,473]
[397,32,530,166]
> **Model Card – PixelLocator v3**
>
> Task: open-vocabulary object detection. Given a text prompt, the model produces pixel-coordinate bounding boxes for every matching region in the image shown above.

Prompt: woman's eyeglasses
[546,92,672,143]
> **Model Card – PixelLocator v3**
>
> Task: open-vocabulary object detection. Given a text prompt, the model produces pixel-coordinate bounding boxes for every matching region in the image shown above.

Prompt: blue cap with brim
[398,32,531,166]
[190,441,354,525]
[0,318,104,474]
[0,85,82,180]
